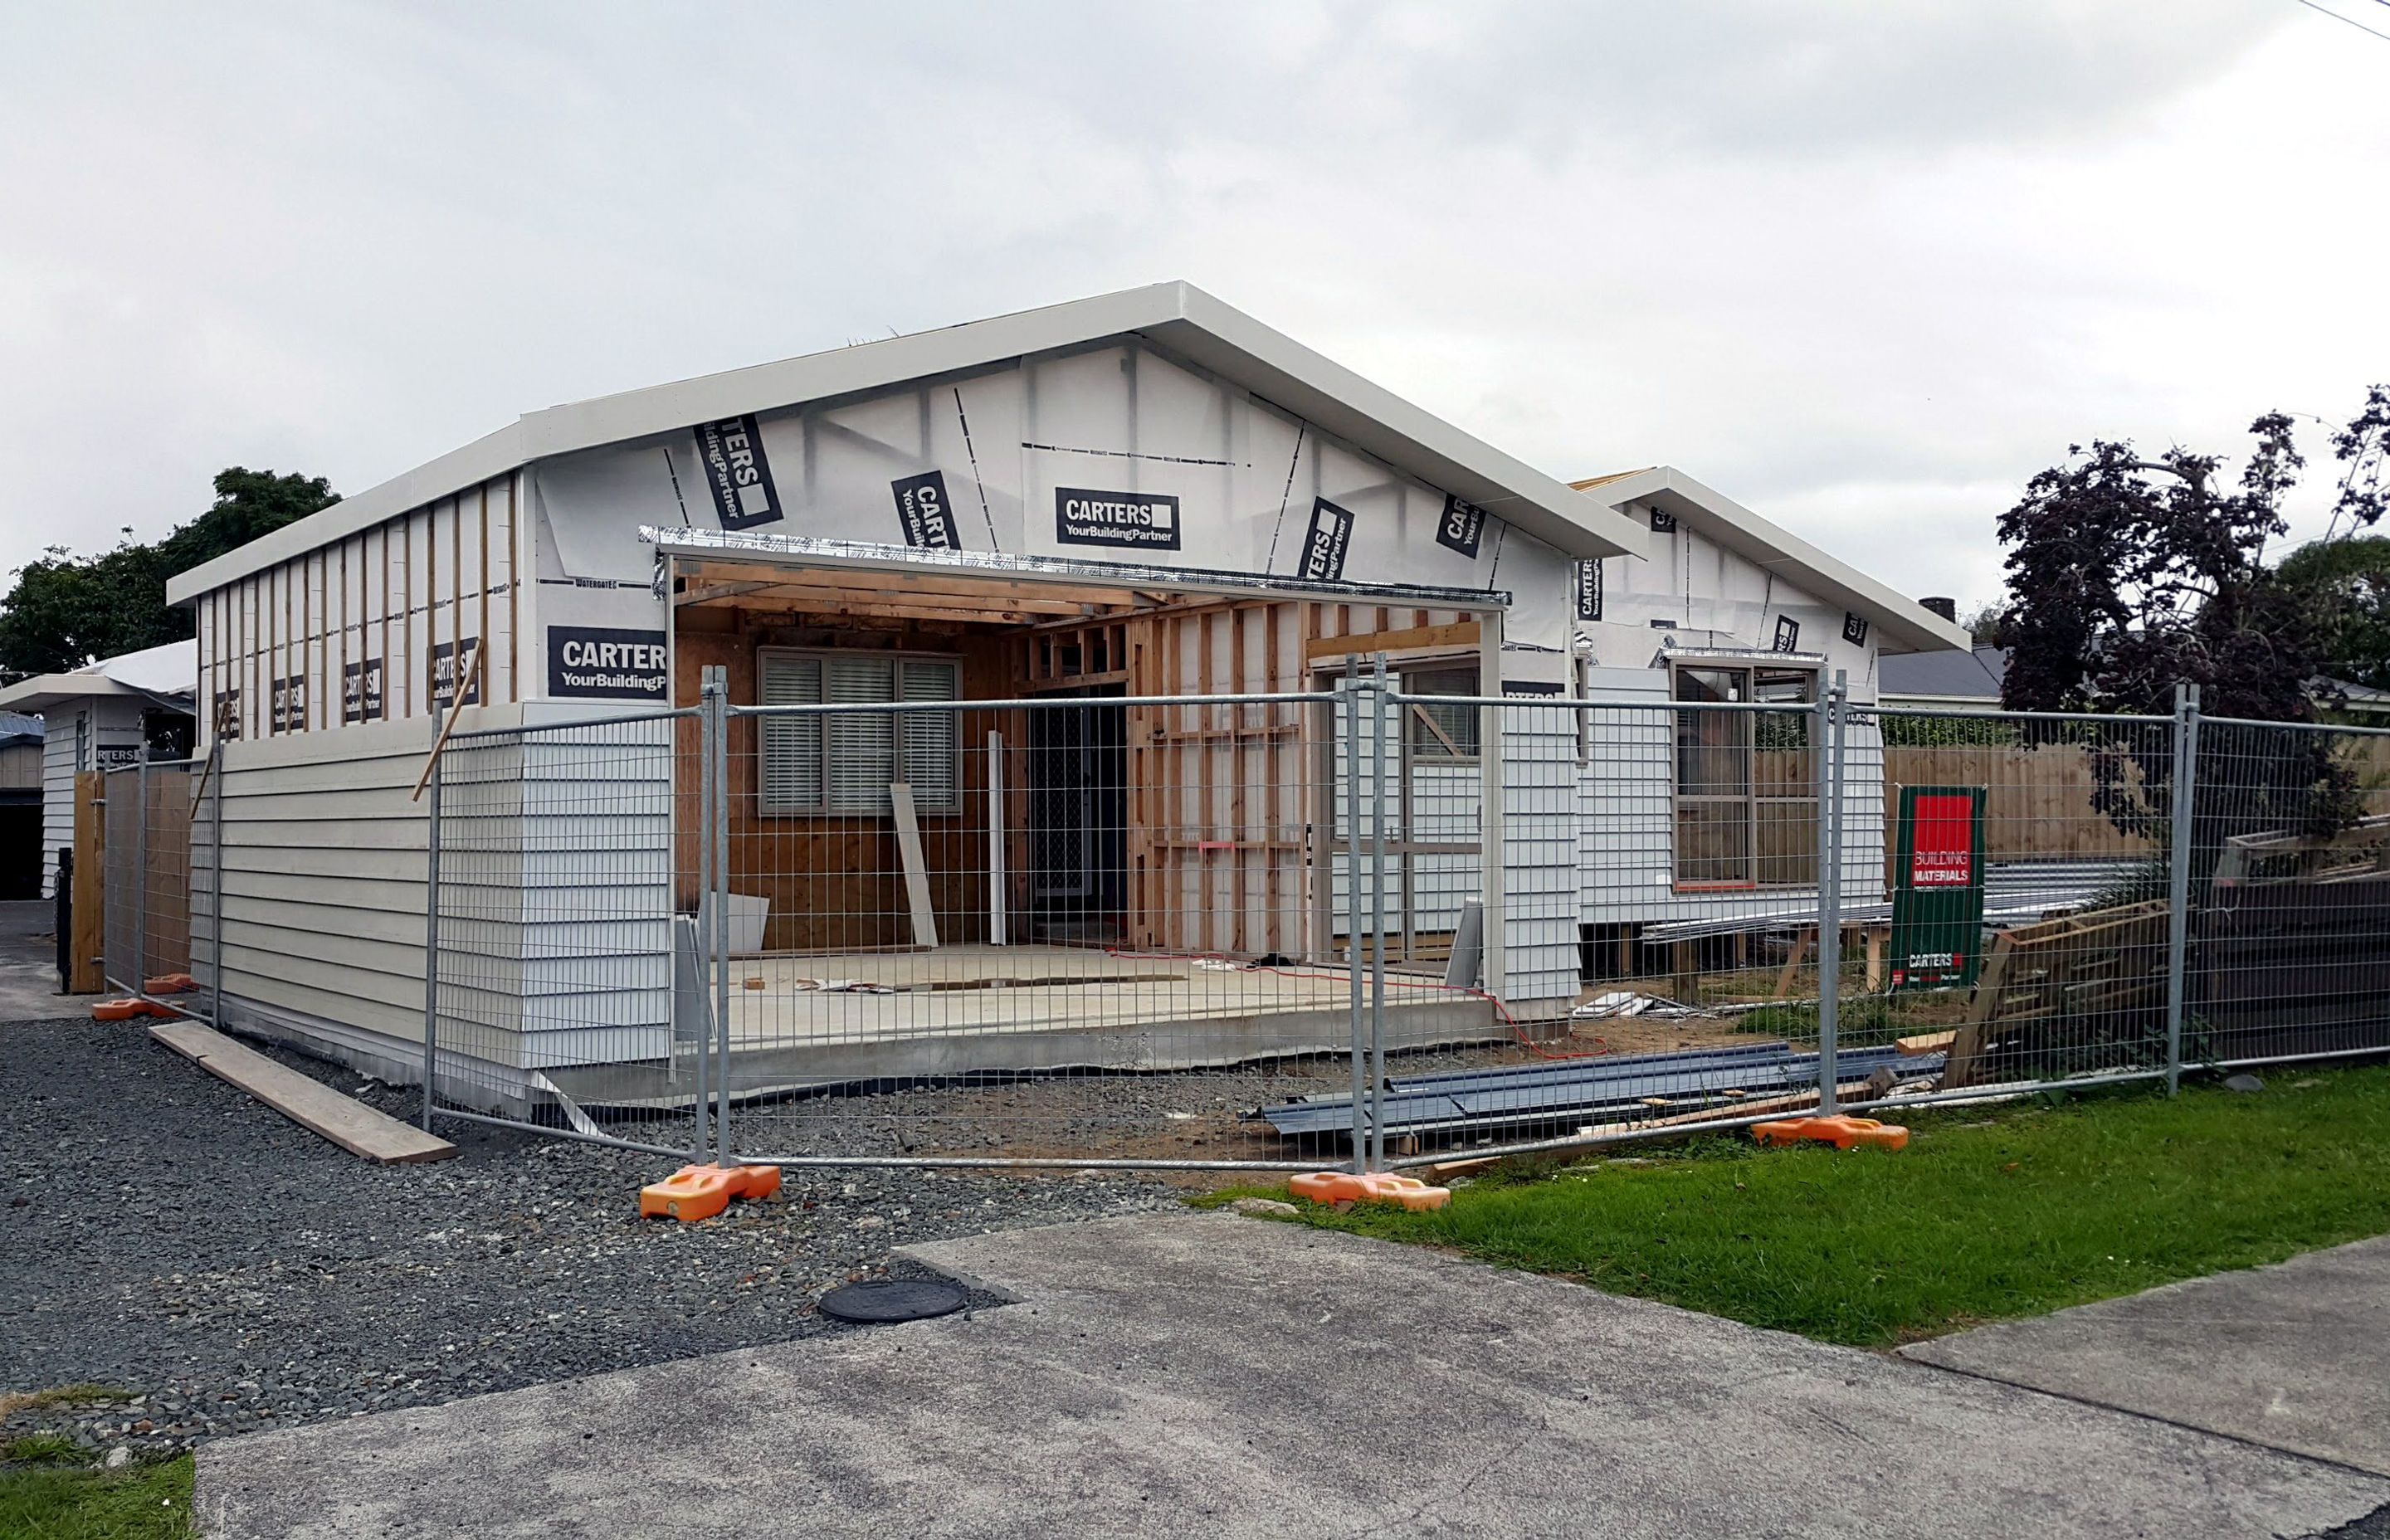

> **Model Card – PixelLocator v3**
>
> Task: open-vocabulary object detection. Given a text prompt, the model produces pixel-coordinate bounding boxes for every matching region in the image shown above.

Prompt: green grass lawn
[1208,1063,2390,1347]
[0,1453,192,1539]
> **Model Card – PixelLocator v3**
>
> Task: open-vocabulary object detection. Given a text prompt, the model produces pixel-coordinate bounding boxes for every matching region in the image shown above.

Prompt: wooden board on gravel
[149,1021,457,1164]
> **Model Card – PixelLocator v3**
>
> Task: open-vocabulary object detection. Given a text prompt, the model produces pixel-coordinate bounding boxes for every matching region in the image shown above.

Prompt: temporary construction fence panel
[427,708,699,1152]
[101,760,194,995]
[87,670,2390,1174]
[2191,715,2390,1069]
[710,683,1448,1169]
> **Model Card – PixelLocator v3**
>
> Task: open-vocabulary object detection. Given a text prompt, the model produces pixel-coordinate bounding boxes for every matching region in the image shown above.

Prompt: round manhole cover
[818,1278,968,1324]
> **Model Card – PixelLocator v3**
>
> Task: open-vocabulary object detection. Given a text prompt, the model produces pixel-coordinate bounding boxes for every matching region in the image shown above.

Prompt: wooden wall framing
[671,565,1490,961]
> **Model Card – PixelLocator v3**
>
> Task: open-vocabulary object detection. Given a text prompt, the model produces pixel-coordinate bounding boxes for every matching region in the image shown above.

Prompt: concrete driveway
[195,1211,2390,1539]
[0,896,71,1021]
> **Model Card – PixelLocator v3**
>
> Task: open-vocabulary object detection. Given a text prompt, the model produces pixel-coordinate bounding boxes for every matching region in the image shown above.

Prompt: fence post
[2164,681,2201,1094]
[690,696,714,1162]
[133,760,149,988]
[1343,658,1367,1175]
[705,667,733,1167]
[1368,653,1391,1174]
[1815,670,1847,1115]
[421,748,441,1132]
[209,741,226,1032]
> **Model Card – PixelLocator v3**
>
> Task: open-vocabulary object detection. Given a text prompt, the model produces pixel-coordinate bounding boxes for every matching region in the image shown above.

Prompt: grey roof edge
[0,674,194,714]
[1577,466,1974,655]
[168,281,1646,605]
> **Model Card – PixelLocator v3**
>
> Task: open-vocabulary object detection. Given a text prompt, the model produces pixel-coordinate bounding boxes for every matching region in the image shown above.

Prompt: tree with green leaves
[0,467,337,680]
[2275,534,2390,694]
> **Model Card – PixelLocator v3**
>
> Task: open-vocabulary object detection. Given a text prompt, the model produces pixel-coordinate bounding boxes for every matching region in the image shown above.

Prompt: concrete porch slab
[196,1212,2389,1538]
[1901,1232,2390,1477]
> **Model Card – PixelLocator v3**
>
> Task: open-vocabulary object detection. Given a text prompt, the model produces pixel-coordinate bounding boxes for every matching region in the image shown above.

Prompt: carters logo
[891,471,960,550]
[1574,559,1602,621]
[692,416,782,530]
[548,626,668,701]
[428,638,483,711]
[1055,487,1180,550]
[1299,497,1354,582]
[1436,494,1485,559]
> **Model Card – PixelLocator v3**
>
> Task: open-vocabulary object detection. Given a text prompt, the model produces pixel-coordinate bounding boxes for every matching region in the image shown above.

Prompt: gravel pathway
[0,1016,1183,1460]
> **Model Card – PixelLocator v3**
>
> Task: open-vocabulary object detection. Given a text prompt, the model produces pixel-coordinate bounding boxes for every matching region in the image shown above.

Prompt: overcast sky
[3,1,2385,616]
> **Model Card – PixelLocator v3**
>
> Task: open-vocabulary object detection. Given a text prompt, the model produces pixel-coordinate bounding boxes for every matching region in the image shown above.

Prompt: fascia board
[1583,466,1975,655]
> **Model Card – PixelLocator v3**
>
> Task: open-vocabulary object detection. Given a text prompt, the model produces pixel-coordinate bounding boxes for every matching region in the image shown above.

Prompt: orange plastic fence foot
[144,973,198,995]
[94,997,178,1022]
[1289,1171,1452,1211]
[639,1162,783,1222]
[1752,1114,1910,1152]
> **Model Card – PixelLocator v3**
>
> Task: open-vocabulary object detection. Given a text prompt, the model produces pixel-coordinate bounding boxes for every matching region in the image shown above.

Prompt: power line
[2294,0,2390,41]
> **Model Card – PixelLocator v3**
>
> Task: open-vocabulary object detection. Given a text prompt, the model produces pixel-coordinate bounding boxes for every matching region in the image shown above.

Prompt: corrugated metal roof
[1257,1040,1933,1141]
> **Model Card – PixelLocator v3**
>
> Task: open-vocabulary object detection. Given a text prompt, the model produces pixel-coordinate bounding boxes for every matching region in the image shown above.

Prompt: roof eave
[1579,466,1975,655]
[0,675,151,713]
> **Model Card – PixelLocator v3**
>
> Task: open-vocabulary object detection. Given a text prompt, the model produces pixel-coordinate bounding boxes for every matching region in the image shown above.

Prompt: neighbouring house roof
[168,282,1651,605]
[0,638,198,715]
[2324,678,2390,716]
[1880,645,2009,703]
[1568,466,1976,656]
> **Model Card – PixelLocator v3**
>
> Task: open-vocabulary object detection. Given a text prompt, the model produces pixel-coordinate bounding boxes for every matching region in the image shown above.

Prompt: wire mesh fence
[714,681,1425,1169]
[86,670,2390,1173]
[100,759,197,997]
[424,708,704,1157]
[2189,714,2390,1072]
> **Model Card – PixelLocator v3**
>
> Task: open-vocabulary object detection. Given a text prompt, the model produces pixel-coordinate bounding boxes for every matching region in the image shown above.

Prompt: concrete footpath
[1904,1233,2390,1478]
[196,1212,2390,1539]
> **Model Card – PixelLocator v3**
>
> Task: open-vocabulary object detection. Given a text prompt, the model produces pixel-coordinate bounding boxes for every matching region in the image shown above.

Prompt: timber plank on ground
[149,1021,457,1164]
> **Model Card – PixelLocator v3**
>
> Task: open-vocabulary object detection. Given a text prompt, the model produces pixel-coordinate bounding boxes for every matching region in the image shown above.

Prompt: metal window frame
[1401,662,1483,765]
[753,644,964,817]
[1669,659,1822,891]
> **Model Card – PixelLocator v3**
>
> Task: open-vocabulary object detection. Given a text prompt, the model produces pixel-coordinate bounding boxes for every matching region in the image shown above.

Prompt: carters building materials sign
[548,626,669,700]
[891,471,961,550]
[1890,783,1987,989]
[693,416,781,530]
[1055,487,1179,551]
[1299,497,1354,581]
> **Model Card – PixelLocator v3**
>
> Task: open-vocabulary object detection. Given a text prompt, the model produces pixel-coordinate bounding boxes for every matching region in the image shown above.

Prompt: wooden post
[70,771,105,994]
[1671,938,1697,1005]
[1772,927,1815,999]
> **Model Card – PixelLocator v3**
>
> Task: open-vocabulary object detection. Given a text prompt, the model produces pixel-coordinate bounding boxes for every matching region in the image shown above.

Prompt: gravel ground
[0,1016,1185,1460]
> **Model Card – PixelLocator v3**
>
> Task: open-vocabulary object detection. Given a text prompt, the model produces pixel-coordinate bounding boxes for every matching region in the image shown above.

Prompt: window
[1672,663,1816,887]
[1404,665,1480,761]
[758,650,960,816]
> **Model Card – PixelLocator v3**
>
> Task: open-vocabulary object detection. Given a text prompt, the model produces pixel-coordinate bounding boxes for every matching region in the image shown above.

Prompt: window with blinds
[757,650,961,816]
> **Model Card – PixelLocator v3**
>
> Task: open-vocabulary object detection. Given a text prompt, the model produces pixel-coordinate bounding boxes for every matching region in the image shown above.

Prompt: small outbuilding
[0,639,197,899]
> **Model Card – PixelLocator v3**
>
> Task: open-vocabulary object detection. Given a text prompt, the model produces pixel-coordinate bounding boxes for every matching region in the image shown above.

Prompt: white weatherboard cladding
[1500,704,1583,1012]
[195,710,676,1090]
[528,340,1576,653]
[1319,695,1573,1016]
[1575,666,1887,928]
[40,699,145,894]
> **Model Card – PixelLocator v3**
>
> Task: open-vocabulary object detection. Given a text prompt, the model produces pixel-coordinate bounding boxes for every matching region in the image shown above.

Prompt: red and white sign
[1910,792,1977,888]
